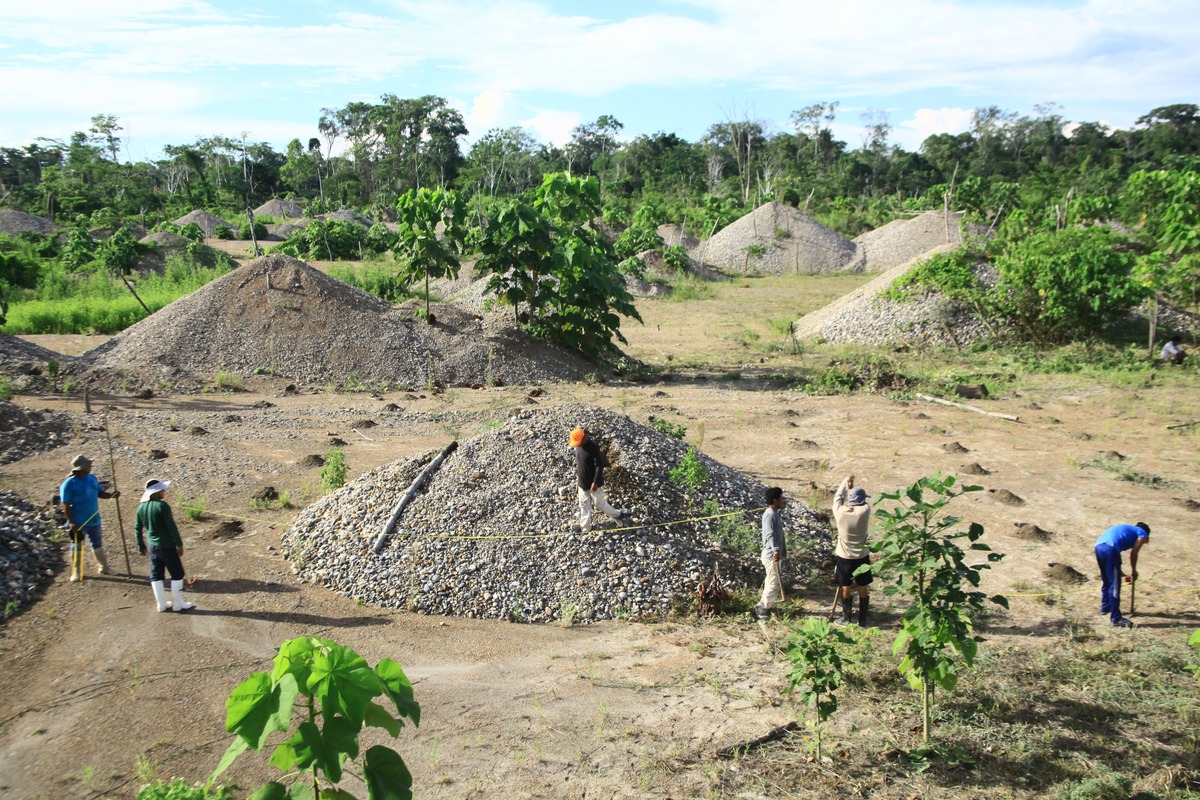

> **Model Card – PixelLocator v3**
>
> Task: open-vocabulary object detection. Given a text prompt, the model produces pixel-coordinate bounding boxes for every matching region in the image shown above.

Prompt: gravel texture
[79,254,594,388]
[853,210,972,273]
[0,400,73,466]
[253,198,304,219]
[695,202,863,274]
[0,208,56,236]
[173,210,233,237]
[0,491,61,620]
[793,246,997,348]
[282,404,830,623]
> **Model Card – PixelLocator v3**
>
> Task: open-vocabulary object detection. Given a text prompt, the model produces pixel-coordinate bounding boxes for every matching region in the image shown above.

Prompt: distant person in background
[1160,336,1187,364]
[1094,522,1149,628]
[571,427,630,533]
[833,474,873,625]
[60,454,121,580]
[135,478,194,613]
[755,486,787,621]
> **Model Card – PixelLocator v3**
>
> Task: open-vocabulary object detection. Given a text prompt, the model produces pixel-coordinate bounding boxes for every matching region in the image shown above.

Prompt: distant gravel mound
[0,209,55,236]
[134,232,234,273]
[0,400,72,465]
[320,209,375,228]
[282,404,829,622]
[697,202,862,274]
[254,198,305,219]
[793,245,996,348]
[0,336,71,388]
[173,210,233,238]
[81,254,593,386]
[656,223,700,252]
[854,211,970,273]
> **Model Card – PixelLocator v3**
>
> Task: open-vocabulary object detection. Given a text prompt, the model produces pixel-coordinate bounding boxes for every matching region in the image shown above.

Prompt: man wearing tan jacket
[833,474,872,625]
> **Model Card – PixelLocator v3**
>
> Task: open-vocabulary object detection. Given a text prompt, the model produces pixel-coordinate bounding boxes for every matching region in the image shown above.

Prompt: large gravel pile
[80,254,593,387]
[282,404,829,623]
[0,209,56,236]
[0,491,61,621]
[696,202,863,274]
[173,210,233,238]
[793,245,996,347]
[656,223,700,251]
[854,210,968,273]
[0,335,71,387]
[0,400,73,466]
[254,198,304,219]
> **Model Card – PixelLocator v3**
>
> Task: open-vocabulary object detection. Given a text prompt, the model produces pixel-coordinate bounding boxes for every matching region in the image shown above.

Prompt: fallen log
[916,393,1020,422]
[372,440,458,554]
[716,721,800,758]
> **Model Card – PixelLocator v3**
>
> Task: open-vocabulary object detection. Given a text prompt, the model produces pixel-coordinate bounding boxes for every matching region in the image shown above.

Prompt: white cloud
[463,90,518,138]
[894,108,975,150]
[522,109,580,147]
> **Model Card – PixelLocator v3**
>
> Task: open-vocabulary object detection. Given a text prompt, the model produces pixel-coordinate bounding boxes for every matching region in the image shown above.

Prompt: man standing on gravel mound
[571,427,630,533]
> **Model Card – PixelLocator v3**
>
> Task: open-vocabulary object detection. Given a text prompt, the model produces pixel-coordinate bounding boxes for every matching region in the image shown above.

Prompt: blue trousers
[1095,543,1124,622]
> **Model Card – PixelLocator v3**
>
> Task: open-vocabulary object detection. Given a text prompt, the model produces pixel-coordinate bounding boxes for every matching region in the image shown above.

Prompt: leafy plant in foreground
[211,635,420,800]
[867,473,1007,747]
[1187,629,1200,677]
[668,445,709,499]
[784,618,856,761]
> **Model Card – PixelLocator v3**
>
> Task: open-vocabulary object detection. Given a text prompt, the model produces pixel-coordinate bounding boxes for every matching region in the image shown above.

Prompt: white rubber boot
[170,580,194,612]
[93,547,110,575]
[69,546,81,582]
[151,580,169,612]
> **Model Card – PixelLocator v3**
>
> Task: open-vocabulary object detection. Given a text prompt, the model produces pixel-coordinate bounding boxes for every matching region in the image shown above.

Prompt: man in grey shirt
[755,486,787,620]
[833,474,872,625]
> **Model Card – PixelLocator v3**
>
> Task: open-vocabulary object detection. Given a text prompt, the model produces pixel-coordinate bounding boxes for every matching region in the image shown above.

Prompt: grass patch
[1077,455,1183,489]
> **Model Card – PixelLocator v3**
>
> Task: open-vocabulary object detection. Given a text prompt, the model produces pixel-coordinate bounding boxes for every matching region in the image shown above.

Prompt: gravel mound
[853,211,970,273]
[0,491,61,621]
[791,247,995,348]
[1013,522,1051,542]
[0,335,71,387]
[282,404,829,623]
[173,210,233,237]
[81,254,593,387]
[254,198,305,219]
[0,400,73,465]
[657,223,700,251]
[140,231,190,248]
[0,209,55,236]
[320,210,374,229]
[696,202,862,274]
[1045,562,1088,584]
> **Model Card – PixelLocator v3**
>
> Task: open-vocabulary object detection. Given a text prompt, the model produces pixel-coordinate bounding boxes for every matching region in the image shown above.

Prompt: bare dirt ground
[1,276,1198,799]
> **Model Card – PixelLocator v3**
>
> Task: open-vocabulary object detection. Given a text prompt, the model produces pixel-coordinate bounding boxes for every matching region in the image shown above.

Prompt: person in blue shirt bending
[1094,522,1149,628]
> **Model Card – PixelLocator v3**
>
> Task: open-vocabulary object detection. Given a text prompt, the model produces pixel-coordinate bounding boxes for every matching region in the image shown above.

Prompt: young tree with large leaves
[394,187,467,321]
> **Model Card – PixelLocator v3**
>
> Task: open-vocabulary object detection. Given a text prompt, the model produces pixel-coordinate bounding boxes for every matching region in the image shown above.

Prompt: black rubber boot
[858,596,870,626]
[840,597,853,624]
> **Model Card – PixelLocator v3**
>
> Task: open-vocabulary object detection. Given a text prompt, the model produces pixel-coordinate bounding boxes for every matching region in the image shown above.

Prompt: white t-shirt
[1161,340,1184,360]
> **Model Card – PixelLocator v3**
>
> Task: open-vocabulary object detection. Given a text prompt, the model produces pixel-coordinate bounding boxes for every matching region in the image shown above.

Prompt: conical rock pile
[82,254,593,386]
[173,210,233,237]
[697,202,862,274]
[0,209,56,236]
[282,405,829,622]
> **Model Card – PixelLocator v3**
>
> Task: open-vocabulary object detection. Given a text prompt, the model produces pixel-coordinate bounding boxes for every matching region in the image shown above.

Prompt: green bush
[669,446,709,498]
[321,448,348,491]
[214,225,234,240]
[882,249,982,302]
[137,778,235,800]
[650,417,687,440]
[239,221,267,241]
[663,245,690,272]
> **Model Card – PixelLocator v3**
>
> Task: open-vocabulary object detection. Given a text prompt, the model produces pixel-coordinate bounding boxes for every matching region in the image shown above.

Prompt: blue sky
[2,0,1199,162]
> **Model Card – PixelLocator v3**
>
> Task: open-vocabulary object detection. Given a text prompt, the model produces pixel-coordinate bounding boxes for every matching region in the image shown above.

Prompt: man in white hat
[135,478,193,612]
[59,454,121,580]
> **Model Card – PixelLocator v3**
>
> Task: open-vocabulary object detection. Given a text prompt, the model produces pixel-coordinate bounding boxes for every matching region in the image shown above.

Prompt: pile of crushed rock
[692,202,863,274]
[853,210,979,273]
[792,247,996,348]
[79,254,594,388]
[0,208,56,236]
[0,335,72,391]
[282,404,829,623]
[0,400,73,466]
[173,210,233,238]
[0,491,61,621]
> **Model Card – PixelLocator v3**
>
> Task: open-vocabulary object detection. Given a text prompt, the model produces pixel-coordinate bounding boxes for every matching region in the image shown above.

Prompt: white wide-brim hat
[141,479,171,502]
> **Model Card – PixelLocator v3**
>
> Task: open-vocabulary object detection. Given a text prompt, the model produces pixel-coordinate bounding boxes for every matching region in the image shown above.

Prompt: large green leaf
[274,636,317,690]
[309,643,382,723]
[374,657,422,724]
[246,782,289,800]
[269,718,356,784]
[364,701,403,737]
[209,735,249,782]
[226,671,297,748]
[363,745,414,800]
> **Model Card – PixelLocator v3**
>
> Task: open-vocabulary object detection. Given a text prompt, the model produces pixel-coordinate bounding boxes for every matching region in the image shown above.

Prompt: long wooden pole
[104,417,134,575]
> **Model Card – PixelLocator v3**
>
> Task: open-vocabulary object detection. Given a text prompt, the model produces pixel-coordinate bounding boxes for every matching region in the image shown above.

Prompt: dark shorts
[835,556,873,586]
[149,546,185,582]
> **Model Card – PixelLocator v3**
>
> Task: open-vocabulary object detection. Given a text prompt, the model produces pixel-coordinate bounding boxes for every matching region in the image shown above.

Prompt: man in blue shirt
[1094,522,1149,628]
[60,454,121,580]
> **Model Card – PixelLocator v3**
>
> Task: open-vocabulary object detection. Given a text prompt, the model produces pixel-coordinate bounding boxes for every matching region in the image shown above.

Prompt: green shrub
[239,221,267,241]
[137,778,235,800]
[177,223,204,243]
[214,225,234,240]
[882,249,982,302]
[663,245,690,272]
[650,417,687,440]
[669,446,709,498]
[321,448,348,491]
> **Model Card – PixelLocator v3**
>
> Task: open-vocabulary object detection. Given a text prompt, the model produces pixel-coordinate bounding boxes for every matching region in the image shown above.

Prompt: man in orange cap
[570,427,630,533]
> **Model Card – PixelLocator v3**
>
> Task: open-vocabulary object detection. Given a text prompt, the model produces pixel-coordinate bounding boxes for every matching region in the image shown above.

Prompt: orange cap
[569,428,585,447]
